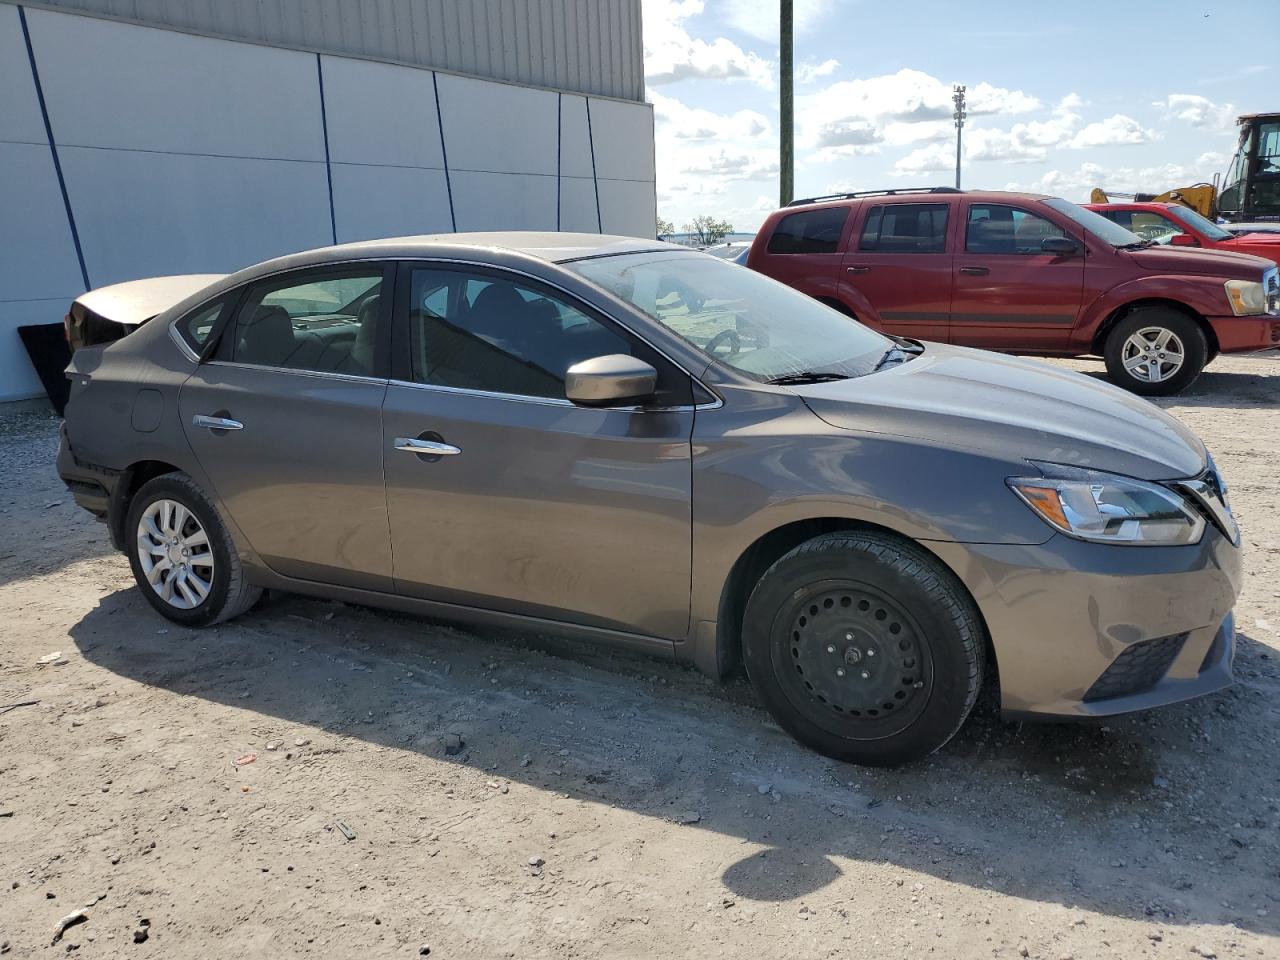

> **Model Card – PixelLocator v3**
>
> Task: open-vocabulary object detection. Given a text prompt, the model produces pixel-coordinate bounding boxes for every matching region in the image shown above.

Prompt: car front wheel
[1103,307,1207,396]
[742,531,984,767]
[125,471,261,627]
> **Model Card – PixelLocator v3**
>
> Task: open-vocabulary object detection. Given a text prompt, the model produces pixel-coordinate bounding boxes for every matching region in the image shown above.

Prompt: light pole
[780,0,793,206]
[952,84,966,189]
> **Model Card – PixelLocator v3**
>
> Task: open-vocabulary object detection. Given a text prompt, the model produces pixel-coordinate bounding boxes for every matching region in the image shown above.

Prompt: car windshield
[1043,198,1145,247]
[1164,205,1234,241]
[568,251,894,381]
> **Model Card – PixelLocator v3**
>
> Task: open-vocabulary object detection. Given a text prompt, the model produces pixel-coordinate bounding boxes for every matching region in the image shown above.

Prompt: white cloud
[1068,114,1157,148]
[717,0,835,42]
[798,69,1039,161]
[649,89,771,141]
[893,142,955,176]
[797,58,839,84]
[1004,161,1214,202]
[1156,94,1236,131]
[643,0,773,88]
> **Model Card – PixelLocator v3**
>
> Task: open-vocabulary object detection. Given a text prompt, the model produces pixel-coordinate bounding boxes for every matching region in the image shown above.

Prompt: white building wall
[0,4,656,402]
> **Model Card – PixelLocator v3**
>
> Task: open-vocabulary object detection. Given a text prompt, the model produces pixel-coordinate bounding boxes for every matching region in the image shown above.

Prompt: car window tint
[175,299,225,354]
[858,203,948,253]
[766,207,849,254]
[406,268,689,404]
[965,204,1067,255]
[231,270,384,375]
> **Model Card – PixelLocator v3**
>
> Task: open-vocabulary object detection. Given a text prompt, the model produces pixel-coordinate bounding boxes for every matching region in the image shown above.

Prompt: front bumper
[929,528,1241,719]
[1206,314,1280,353]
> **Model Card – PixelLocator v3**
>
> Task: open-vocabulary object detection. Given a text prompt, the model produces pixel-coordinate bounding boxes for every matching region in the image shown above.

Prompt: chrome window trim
[169,253,726,407]
[169,322,201,363]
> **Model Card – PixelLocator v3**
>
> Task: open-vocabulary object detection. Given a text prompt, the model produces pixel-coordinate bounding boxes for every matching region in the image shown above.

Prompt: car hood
[796,343,1207,481]
[1125,244,1271,279]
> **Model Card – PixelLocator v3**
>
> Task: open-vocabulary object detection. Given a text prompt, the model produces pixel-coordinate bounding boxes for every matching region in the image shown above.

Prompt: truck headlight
[1225,278,1269,315]
[1008,464,1204,546]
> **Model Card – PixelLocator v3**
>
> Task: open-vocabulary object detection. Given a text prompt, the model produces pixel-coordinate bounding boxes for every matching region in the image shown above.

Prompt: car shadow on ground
[1065,361,1280,408]
[68,587,1278,936]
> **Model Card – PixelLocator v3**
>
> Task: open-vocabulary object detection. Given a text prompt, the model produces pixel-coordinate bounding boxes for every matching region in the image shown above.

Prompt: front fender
[1075,275,1228,350]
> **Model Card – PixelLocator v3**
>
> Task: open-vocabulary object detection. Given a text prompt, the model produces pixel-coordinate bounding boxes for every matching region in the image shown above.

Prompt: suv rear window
[766,207,849,254]
[858,203,949,253]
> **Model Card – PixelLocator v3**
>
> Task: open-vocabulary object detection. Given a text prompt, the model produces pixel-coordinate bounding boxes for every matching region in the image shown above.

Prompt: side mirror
[1169,232,1199,247]
[565,354,657,407]
[1041,236,1080,256]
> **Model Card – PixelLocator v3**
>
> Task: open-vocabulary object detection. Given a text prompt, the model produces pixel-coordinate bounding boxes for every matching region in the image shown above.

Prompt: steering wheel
[705,328,741,359]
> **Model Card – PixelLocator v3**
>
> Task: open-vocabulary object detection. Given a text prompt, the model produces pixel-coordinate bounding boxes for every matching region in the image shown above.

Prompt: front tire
[125,472,261,627]
[742,532,984,767]
[1103,308,1207,396]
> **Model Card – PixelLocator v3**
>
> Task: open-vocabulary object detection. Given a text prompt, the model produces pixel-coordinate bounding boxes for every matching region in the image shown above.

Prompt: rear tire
[1103,307,1207,396]
[125,472,261,627]
[742,532,984,767]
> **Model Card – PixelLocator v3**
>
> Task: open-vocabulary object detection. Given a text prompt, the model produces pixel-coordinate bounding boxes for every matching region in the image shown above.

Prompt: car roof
[265,232,673,272]
[780,189,1053,213]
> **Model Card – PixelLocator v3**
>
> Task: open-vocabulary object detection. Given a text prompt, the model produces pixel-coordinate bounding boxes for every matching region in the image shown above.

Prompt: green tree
[656,216,676,240]
[683,215,734,246]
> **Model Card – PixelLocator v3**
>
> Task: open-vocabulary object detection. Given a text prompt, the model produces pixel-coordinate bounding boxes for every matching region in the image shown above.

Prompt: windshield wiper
[765,371,852,385]
[1115,239,1153,250]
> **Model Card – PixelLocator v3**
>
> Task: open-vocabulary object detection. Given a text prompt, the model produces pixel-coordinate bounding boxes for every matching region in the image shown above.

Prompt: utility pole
[952,84,966,189]
[780,0,793,206]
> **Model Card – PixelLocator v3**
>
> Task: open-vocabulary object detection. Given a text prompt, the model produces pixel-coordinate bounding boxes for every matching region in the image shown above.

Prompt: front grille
[1083,633,1187,702]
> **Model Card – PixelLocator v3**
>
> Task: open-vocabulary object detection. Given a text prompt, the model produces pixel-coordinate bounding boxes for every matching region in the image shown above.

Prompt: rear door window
[858,203,949,253]
[766,207,850,254]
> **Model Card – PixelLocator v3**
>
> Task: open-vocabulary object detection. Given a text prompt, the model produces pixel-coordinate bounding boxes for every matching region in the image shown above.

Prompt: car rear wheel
[742,531,984,767]
[1103,308,1207,396]
[126,472,261,627]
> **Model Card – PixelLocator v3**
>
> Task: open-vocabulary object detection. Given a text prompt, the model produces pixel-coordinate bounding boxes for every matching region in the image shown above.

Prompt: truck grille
[1083,633,1187,702]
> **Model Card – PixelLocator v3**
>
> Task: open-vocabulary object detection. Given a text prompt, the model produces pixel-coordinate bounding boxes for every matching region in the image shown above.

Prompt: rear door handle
[958,266,989,276]
[846,265,871,275]
[192,415,243,431]
[394,437,461,456]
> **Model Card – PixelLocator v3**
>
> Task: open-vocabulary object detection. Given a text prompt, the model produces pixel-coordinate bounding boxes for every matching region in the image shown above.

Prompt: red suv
[748,188,1280,394]
[1083,201,1280,266]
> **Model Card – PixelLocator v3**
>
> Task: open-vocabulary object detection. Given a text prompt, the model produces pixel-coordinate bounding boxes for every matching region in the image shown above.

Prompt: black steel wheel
[743,531,984,767]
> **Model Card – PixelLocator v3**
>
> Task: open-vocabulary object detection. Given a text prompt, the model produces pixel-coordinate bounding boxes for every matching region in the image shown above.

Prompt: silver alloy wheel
[1121,326,1185,384]
[136,498,215,609]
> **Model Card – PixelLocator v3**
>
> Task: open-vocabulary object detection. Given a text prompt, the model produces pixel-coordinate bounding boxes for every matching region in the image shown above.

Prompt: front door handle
[192,414,243,431]
[958,266,989,276]
[394,437,461,456]
[846,265,871,274]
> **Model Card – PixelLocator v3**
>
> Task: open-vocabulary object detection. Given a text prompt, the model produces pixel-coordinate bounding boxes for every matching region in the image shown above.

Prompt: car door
[381,262,695,639]
[178,263,395,591]
[949,201,1086,351]
[838,201,953,342]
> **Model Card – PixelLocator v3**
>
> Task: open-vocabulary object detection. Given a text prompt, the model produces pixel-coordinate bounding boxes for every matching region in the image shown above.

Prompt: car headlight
[1008,464,1205,546]
[1225,278,1270,316]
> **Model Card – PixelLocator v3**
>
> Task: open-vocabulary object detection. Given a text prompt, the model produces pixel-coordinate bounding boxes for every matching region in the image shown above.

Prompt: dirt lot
[1,355,1278,960]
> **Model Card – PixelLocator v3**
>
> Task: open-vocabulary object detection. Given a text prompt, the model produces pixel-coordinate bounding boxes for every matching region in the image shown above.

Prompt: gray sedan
[57,233,1242,766]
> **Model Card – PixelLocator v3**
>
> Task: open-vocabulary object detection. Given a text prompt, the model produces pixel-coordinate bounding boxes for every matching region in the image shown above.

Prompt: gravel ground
[1,355,1278,960]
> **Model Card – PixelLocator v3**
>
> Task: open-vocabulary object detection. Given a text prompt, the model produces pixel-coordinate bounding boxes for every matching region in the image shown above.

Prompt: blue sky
[642,0,1276,232]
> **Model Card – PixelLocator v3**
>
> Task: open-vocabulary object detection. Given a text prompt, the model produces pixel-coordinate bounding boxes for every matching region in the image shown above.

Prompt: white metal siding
[12,0,644,101]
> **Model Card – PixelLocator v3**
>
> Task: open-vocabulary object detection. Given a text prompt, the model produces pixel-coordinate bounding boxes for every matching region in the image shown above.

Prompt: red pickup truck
[747,188,1280,394]
[1083,201,1280,266]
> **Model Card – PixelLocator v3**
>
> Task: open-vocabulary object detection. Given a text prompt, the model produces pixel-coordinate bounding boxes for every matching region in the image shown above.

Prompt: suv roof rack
[785,186,962,207]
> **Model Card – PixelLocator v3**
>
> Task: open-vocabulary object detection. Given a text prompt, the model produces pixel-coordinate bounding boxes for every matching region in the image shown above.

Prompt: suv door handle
[192,415,243,431]
[846,265,871,274]
[958,266,989,276]
[394,437,461,456]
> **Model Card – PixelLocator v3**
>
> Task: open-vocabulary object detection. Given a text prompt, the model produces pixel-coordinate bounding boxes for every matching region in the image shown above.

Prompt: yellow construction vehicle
[1091,112,1280,223]
[1088,183,1217,218]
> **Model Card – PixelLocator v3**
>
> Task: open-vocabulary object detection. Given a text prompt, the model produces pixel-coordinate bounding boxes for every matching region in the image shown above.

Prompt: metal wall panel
[8,0,644,101]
